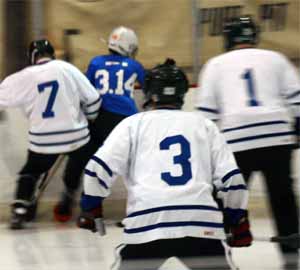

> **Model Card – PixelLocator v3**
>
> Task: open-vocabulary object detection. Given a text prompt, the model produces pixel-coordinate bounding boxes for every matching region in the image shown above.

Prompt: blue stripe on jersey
[87,96,101,107]
[91,156,113,177]
[221,185,247,192]
[222,120,287,133]
[291,102,300,105]
[197,107,219,114]
[227,131,294,144]
[30,133,89,146]
[286,90,300,99]
[84,169,108,189]
[222,169,241,183]
[126,205,221,218]
[85,109,99,115]
[29,125,88,136]
[124,221,224,234]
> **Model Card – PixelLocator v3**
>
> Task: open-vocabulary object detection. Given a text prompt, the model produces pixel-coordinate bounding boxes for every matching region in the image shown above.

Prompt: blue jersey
[86,54,145,116]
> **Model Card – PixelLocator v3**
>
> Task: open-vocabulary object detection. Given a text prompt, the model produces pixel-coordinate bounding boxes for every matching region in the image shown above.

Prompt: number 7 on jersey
[38,80,59,118]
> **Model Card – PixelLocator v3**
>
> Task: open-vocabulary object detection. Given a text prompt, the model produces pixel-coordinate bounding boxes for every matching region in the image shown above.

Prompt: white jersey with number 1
[83,110,248,244]
[195,48,300,152]
[0,59,101,154]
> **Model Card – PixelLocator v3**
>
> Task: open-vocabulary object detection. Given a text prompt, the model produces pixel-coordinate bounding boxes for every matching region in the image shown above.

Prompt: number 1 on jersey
[242,69,260,106]
[38,80,59,118]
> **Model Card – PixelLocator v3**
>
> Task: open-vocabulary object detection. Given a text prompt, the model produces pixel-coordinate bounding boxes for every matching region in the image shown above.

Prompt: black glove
[77,206,103,233]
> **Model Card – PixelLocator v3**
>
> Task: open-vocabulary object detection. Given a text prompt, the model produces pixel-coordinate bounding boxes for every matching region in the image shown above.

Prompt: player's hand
[77,206,103,233]
[227,216,253,247]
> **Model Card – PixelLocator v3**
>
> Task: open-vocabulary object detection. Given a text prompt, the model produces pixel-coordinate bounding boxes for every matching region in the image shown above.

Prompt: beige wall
[45,0,300,76]
[0,0,4,79]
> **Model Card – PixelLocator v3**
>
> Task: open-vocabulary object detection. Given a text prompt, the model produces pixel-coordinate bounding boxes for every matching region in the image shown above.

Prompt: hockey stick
[226,233,300,249]
[32,155,66,204]
[253,234,300,249]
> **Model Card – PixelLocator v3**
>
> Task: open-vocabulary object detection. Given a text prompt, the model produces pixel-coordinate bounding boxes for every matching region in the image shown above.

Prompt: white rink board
[0,88,299,203]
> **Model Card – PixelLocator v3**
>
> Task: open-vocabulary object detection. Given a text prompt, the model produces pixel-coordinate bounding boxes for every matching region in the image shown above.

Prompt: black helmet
[143,58,189,109]
[223,15,259,51]
[28,39,55,65]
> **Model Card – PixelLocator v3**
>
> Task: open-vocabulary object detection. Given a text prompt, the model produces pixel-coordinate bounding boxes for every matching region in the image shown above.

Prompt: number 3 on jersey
[38,80,59,118]
[159,135,192,186]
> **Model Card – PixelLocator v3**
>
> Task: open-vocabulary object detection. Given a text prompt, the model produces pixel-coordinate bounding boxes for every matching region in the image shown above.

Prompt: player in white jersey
[0,39,101,229]
[77,59,252,270]
[195,16,300,269]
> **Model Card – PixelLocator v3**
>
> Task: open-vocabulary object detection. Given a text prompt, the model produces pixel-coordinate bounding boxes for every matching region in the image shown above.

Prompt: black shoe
[10,204,28,230]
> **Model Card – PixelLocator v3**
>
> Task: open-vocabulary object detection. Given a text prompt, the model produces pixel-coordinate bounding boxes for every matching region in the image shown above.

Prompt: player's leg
[53,140,98,222]
[11,150,59,229]
[262,146,299,269]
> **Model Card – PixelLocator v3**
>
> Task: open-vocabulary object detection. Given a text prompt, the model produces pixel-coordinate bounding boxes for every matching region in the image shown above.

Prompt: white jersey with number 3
[196,48,300,152]
[0,60,101,154]
[83,110,248,244]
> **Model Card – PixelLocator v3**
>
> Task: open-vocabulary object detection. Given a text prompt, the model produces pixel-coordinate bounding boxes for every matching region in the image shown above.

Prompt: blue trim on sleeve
[286,90,300,99]
[91,156,113,177]
[87,96,101,107]
[80,193,104,211]
[222,120,287,133]
[124,221,224,234]
[227,131,294,144]
[84,169,108,189]
[126,205,221,218]
[221,184,247,192]
[197,107,219,114]
[222,169,241,183]
[85,109,99,115]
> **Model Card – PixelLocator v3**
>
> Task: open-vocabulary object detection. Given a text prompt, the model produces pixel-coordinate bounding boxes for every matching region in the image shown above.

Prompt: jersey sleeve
[195,60,220,121]
[207,119,249,224]
[70,64,101,120]
[81,117,132,209]
[136,62,145,88]
[0,71,30,109]
[279,55,300,118]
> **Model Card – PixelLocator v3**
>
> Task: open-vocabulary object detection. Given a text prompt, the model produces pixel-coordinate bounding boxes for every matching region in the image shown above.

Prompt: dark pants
[234,145,299,257]
[15,141,96,203]
[89,108,129,147]
[115,237,232,270]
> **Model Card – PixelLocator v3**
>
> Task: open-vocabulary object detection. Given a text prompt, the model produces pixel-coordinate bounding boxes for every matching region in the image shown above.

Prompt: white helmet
[108,26,138,58]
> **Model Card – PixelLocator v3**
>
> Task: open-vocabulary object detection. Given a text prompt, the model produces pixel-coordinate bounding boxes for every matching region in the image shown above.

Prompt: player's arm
[135,62,146,89]
[70,64,101,121]
[0,71,29,109]
[195,60,220,122]
[77,117,132,232]
[280,55,300,146]
[85,61,97,86]
[207,120,252,247]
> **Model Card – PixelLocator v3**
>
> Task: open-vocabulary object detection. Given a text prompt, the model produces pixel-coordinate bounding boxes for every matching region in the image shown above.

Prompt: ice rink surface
[0,217,292,270]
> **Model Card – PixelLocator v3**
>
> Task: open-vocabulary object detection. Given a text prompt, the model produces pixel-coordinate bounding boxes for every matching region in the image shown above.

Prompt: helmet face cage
[28,39,55,65]
[108,26,138,58]
[143,60,189,109]
[223,15,259,50]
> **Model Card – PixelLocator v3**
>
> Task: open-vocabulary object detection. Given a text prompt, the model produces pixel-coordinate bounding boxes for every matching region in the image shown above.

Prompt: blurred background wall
[0,0,299,219]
